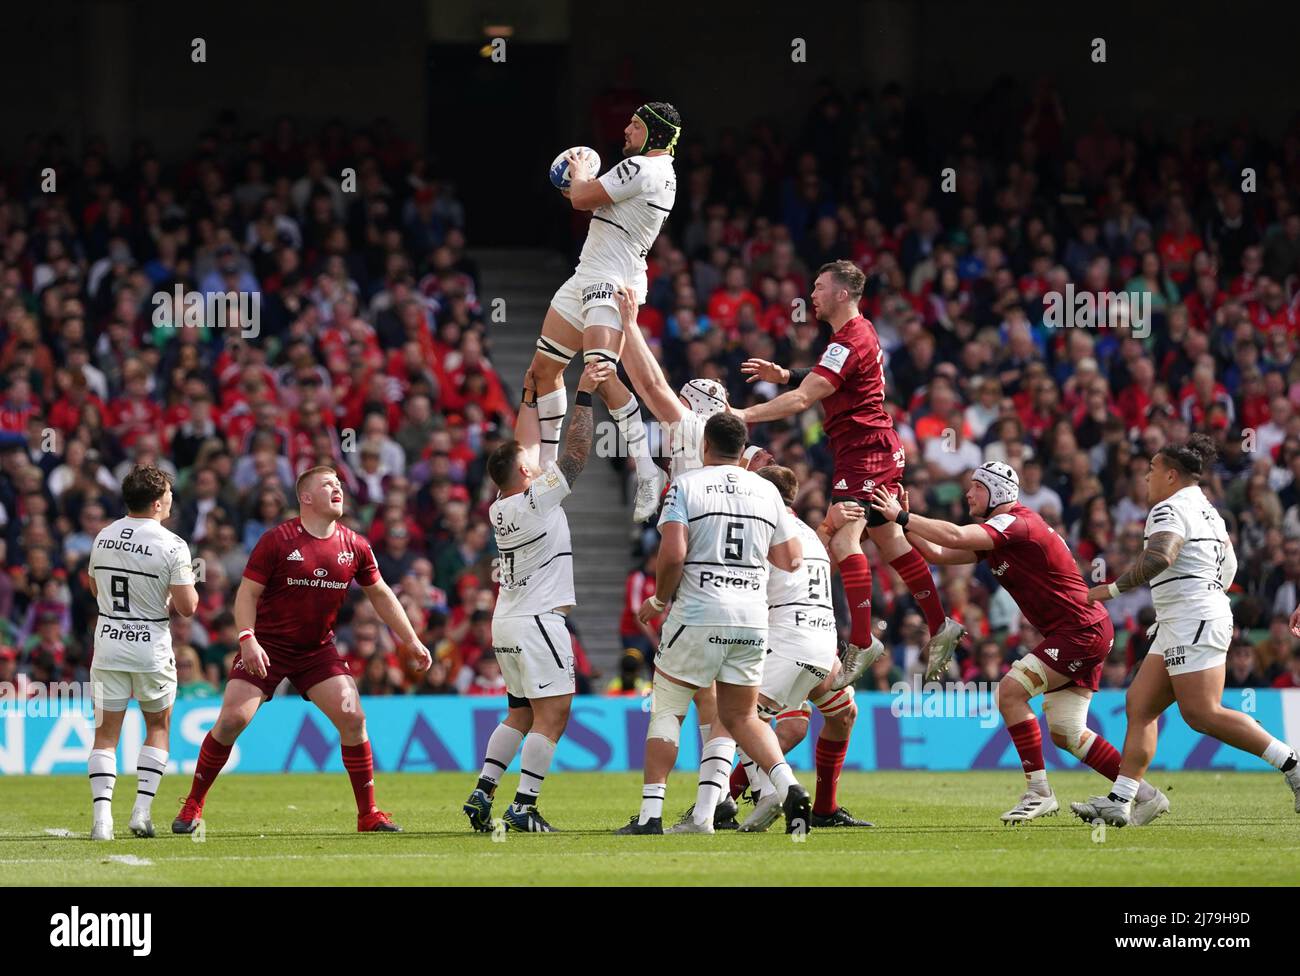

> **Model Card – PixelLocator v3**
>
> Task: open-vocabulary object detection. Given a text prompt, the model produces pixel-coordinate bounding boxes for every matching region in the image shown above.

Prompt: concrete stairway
[474,247,633,674]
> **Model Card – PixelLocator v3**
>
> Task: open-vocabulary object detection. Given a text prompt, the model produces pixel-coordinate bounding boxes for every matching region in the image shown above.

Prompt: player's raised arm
[616,285,684,423]
[733,370,836,425]
[564,150,615,210]
[869,485,993,551]
[555,361,610,486]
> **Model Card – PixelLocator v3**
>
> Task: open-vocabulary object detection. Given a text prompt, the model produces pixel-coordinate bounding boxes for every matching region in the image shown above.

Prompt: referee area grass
[2,771,1296,886]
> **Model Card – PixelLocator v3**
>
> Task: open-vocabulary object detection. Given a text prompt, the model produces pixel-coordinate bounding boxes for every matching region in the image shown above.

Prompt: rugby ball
[549,146,601,190]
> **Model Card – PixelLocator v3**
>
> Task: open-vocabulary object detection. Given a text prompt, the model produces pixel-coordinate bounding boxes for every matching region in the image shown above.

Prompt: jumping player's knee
[582,347,621,370]
[1043,692,1094,759]
[648,673,695,745]
[533,337,576,375]
[812,684,855,724]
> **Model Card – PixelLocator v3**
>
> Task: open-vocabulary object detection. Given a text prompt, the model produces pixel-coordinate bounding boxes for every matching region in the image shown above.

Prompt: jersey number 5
[724,521,745,561]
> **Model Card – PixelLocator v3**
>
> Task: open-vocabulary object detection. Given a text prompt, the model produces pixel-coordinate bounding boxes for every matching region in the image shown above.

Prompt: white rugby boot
[1284,763,1300,813]
[923,617,966,680]
[90,818,114,841]
[632,468,667,522]
[1070,793,1131,827]
[831,636,885,690]
[737,791,782,833]
[1001,788,1059,824]
[1130,787,1170,826]
[128,808,156,838]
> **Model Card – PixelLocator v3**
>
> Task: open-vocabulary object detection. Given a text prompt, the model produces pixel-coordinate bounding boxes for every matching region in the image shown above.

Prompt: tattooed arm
[1087,531,1184,602]
[555,362,609,487]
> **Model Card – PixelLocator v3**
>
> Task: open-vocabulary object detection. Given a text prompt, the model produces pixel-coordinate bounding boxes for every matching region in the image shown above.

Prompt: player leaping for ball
[869,462,1167,824]
[737,260,964,686]
[1073,436,1300,826]
[172,466,432,834]
[528,103,682,523]
[462,362,609,833]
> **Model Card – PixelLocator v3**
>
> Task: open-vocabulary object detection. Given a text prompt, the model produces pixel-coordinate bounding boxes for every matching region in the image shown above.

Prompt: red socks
[729,763,748,800]
[188,732,232,805]
[1082,735,1123,781]
[813,736,849,815]
[342,741,377,815]
[1007,718,1045,773]
[889,548,945,636]
[839,553,873,647]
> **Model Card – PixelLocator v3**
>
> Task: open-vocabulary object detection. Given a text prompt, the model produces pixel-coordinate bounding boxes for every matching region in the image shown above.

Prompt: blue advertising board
[3,686,1296,776]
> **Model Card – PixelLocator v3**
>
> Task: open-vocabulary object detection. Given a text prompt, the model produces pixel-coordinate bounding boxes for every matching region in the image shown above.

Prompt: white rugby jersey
[658,465,795,628]
[578,154,676,293]
[491,462,576,616]
[88,516,194,671]
[1144,486,1236,622]
[767,514,836,636]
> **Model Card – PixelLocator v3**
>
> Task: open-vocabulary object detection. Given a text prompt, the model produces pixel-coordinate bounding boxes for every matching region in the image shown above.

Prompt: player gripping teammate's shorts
[550,275,647,333]
[655,623,768,688]
[829,427,907,523]
[492,610,576,699]
[1147,616,1231,676]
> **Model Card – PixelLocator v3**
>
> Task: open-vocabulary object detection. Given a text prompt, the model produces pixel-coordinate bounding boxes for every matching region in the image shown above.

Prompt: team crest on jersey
[337,550,355,566]
[612,159,641,185]
[819,343,850,375]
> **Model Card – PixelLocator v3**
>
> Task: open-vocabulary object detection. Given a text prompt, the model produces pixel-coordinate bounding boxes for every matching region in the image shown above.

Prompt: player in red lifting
[869,463,1168,824]
[735,260,965,686]
[172,466,432,834]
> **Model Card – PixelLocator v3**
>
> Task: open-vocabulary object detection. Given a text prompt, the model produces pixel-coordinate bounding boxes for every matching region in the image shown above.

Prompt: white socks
[610,395,658,480]
[1261,738,1297,771]
[738,747,773,799]
[133,745,168,819]
[640,783,666,824]
[515,732,556,806]
[1026,768,1050,794]
[692,737,736,824]
[537,389,566,467]
[1111,775,1140,803]
[766,760,797,803]
[89,748,116,824]
[478,723,525,791]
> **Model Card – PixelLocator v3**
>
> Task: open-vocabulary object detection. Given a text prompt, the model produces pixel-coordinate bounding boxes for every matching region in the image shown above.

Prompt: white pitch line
[105,854,153,866]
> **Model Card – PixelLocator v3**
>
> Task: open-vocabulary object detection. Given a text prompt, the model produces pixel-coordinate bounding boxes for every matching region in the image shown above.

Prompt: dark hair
[1158,433,1218,480]
[704,413,746,459]
[121,465,171,513]
[817,259,866,300]
[757,464,798,505]
[487,439,523,489]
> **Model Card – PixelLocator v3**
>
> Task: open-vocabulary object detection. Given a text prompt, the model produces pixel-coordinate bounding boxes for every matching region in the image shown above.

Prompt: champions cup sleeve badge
[820,343,849,373]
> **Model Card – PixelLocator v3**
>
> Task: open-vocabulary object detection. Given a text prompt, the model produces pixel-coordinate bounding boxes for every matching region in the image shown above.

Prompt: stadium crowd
[2,76,1300,705]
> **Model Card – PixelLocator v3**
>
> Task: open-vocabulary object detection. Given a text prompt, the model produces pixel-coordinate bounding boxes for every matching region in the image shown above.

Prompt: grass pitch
[1,771,1296,886]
